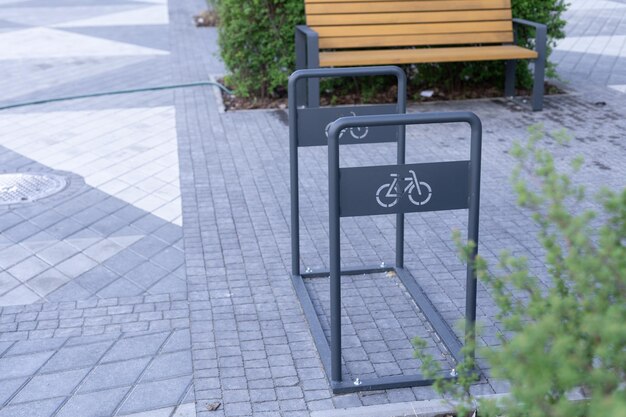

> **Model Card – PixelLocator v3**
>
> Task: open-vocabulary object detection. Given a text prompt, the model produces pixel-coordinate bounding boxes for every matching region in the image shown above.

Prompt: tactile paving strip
[0,173,67,205]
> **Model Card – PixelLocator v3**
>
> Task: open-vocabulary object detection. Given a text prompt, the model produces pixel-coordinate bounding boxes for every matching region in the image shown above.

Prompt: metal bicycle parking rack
[288,66,482,394]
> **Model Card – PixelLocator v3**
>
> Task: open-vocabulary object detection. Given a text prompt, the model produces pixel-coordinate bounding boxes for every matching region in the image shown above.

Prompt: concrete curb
[311,394,508,417]
[208,73,226,114]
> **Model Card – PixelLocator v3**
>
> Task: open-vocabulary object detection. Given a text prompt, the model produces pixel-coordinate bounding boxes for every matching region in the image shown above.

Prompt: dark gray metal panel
[297,104,399,147]
[339,161,470,217]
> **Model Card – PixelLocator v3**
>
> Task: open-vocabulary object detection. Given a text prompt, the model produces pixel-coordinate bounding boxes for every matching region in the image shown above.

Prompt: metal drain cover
[0,173,68,205]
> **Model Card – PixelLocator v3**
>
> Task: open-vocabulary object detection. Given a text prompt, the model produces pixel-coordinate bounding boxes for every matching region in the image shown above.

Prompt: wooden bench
[295,0,547,111]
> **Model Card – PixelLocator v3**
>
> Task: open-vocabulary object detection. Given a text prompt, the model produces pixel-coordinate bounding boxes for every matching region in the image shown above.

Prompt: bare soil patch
[219,78,562,111]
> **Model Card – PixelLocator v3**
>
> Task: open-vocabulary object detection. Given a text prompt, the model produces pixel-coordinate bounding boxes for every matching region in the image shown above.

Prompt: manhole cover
[0,173,68,205]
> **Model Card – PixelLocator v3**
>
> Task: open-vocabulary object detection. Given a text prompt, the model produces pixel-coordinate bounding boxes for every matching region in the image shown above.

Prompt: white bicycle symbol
[324,112,369,140]
[376,170,432,208]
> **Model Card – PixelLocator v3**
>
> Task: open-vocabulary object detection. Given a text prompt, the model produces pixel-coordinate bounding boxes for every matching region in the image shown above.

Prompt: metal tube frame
[288,67,482,394]
[325,112,482,393]
[288,66,407,278]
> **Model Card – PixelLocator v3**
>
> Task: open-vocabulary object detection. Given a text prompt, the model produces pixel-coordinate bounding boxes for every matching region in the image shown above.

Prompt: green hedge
[217,0,304,98]
[217,0,567,98]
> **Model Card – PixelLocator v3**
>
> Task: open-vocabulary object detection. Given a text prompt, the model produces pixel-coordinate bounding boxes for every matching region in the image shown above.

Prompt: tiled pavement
[0,0,625,417]
[0,0,195,415]
[553,0,626,91]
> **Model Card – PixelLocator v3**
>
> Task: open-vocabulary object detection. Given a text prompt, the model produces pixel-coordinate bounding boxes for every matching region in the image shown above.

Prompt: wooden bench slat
[319,31,514,48]
[306,0,511,14]
[307,10,511,26]
[319,45,538,66]
[312,21,512,37]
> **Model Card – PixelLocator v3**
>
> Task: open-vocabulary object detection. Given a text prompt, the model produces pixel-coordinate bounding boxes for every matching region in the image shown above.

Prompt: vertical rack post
[328,121,342,383]
[289,77,300,276]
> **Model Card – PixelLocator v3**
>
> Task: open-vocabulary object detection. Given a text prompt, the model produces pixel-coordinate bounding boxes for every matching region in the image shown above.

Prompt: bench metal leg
[295,29,307,107]
[504,60,516,97]
[295,26,321,108]
[306,37,320,108]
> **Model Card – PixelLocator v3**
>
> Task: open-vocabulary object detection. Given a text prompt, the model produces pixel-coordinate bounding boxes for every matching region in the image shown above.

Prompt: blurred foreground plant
[413,125,626,417]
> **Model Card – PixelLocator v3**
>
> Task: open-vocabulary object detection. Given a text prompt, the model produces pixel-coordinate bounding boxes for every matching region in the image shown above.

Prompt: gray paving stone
[127,262,169,289]
[27,268,70,297]
[151,247,184,272]
[0,340,14,355]
[129,235,171,258]
[147,275,187,294]
[0,351,54,379]
[0,396,65,417]
[0,245,31,270]
[161,329,191,355]
[55,253,98,278]
[40,341,113,373]
[117,375,191,415]
[46,218,85,240]
[73,265,120,293]
[7,256,50,283]
[103,251,146,275]
[36,241,79,266]
[0,376,27,406]
[141,350,192,382]
[5,337,67,357]
[82,239,126,264]
[55,386,129,417]
[101,331,169,363]
[97,277,145,299]
[89,215,131,236]
[2,221,40,243]
[46,281,92,302]
[11,367,90,404]
[79,356,151,393]
[0,272,20,297]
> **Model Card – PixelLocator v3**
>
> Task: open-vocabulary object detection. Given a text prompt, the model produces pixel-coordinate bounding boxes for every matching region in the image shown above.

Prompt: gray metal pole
[288,80,300,276]
[465,115,482,364]
[395,74,407,269]
[328,122,342,383]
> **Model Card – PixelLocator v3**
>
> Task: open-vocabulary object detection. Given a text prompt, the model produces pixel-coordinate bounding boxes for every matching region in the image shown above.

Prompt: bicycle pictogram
[324,112,369,140]
[375,170,432,208]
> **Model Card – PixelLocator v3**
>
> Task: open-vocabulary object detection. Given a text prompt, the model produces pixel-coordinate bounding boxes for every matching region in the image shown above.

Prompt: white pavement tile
[555,35,626,58]
[610,85,626,93]
[0,107,181,225]
[568,0,626,10]
[132,0,168,4]
[0,272,20,298]
[0,27,168,60]
[53,5,169,28]
[0,284,40,306]
[0,5,145,26]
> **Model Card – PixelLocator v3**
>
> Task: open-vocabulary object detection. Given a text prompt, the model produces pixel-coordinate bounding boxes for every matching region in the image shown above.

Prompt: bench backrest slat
[305,0,514,49]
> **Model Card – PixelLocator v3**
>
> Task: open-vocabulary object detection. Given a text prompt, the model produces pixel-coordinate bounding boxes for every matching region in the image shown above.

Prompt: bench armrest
[512,18,547,62]
[512,18,546,31]
[295,25,321,106]
[295,25,319,68]
[296,25,318,39]
[512,18,547,52]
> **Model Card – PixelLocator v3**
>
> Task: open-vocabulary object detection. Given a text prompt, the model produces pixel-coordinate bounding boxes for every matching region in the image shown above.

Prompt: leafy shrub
[414,127,626,417]
[217,0,304,98]
[412,0,568,92]
[217,0,567,99]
